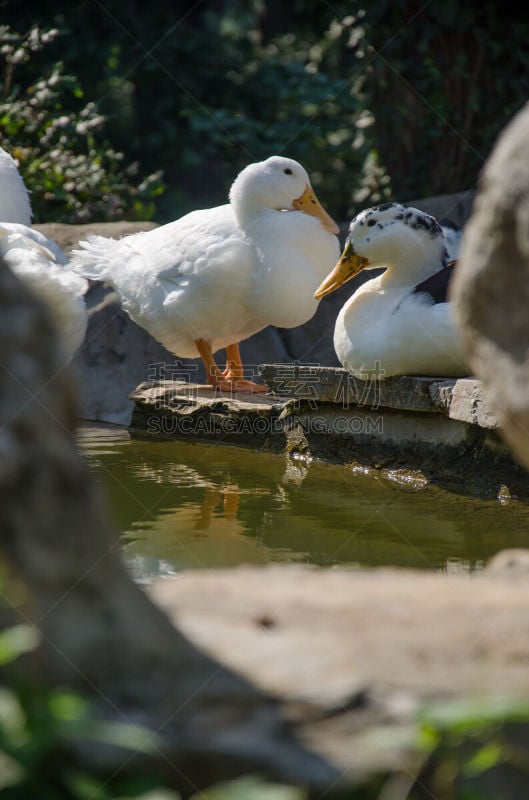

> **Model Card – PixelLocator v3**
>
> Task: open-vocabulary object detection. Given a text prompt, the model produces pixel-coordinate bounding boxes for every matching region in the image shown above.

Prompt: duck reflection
[194,486,239,529]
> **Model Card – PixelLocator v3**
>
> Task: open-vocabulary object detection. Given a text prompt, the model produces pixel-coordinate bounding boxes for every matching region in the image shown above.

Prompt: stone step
[259,364,498,429]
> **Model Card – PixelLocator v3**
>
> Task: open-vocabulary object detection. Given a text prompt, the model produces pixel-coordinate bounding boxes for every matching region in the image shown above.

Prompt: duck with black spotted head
[315,202,469,379]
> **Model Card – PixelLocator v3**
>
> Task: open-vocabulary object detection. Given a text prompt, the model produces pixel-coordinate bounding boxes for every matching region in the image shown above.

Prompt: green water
[77,423,529,580]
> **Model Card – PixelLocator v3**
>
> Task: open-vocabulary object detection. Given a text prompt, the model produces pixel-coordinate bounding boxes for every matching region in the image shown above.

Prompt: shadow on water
[77,423,529,580]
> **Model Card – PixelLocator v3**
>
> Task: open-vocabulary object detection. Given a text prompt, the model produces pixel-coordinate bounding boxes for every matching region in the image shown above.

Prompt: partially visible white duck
[0,220,68,265]
[72,155,340,392]
[0,227,88,361]
[314,202,468,379]
[0,146,32,225]
[0,145,88,361]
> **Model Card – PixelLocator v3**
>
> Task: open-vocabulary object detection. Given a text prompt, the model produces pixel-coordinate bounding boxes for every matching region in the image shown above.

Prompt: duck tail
[70,235,122,282]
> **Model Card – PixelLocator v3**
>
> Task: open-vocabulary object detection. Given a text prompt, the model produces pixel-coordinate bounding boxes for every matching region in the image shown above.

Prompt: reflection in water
[77,424,529,581]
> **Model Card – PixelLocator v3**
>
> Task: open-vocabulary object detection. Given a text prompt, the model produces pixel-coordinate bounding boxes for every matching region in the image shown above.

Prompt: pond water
[77,424,529,580]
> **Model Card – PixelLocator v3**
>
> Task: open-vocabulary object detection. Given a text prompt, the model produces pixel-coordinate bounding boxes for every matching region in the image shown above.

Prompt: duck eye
[367,219,376,227]
[283,168,293,175]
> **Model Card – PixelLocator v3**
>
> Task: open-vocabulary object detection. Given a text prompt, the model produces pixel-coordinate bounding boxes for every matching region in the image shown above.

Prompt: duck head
[315,202,448,298]
[229,156,339,235]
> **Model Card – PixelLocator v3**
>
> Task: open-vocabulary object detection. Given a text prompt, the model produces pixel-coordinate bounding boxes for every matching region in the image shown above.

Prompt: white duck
[72,155,340,392]
[0,146,88,361]
[0,229,88,360]
[0,145,33,226]
[314,202,468,379]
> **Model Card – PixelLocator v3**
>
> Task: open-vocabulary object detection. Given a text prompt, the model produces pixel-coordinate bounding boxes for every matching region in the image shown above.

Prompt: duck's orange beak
[292,185,340,235]
[314,239,368,299]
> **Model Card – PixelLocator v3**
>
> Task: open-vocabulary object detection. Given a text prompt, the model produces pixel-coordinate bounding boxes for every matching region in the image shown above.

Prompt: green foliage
[169,9,391,218]
[1,2,529,222]
[2,610,529,800]
[0,680,165,798]
[0,25,164,223]
[409,696,529,799]
[0,610,166,800]
[0,4,393,221]
[0,625,40,666]
[332,0,529,199]
[0,691,176,799]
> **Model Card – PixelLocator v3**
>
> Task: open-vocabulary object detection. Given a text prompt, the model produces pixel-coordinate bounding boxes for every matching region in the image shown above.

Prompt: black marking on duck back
[412,260,458,305]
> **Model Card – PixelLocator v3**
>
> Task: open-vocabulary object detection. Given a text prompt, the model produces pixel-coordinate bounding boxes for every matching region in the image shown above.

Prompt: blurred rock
[151,559,529,778]
[0,245,340,796]
[486,548,529,576]
[451,102,529,470]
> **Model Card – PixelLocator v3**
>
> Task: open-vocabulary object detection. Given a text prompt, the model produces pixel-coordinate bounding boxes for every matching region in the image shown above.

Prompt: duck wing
[71,204,258,356]
[412,260,458,305]
[72,205,250,286]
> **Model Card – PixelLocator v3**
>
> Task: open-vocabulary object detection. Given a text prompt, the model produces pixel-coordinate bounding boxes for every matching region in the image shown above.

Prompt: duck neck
[232,195,277,237]
[378,245,445,289]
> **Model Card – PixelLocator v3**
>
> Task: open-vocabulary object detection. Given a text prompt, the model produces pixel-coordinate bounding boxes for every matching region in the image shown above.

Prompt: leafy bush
[0,25,164,223]
[411,696,529,799]
[0,620,171,799]
[169,9,392,218]
[1,2,528,223]
[0,4,393,221]
[328,0,529,200]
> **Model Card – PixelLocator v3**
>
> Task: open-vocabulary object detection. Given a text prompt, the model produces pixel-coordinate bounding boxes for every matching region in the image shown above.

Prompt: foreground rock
[452,101,529,471]
[150,550,529,779]
[0,250,340,792]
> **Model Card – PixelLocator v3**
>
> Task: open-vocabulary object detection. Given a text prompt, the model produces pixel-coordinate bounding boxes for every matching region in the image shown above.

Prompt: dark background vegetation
[1,0,529,224]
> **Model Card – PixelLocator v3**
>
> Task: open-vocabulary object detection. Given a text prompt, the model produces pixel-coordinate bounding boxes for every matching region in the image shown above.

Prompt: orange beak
[314,239,368,299]
[292,185,340,235]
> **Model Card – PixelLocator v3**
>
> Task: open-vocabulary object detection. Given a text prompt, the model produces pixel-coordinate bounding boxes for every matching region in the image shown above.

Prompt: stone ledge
[129,380,288,444]
[259,365,499,429]
[128,377,525,497]
[432,377,498,429]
